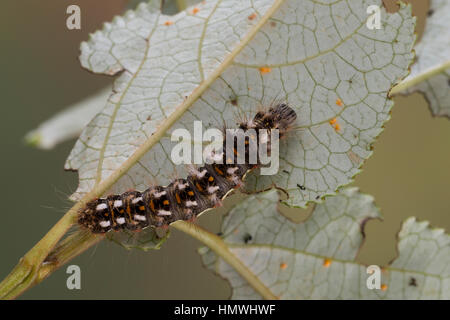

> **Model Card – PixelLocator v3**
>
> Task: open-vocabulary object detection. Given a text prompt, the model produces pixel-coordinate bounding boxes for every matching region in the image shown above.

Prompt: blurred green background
[0,0,448,299]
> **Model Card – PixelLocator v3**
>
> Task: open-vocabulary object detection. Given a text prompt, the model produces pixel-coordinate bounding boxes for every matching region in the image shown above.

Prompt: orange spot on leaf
[323,258,332,267]
[329,118,337,125]
[280,263,287,270]
[381,284,388,291]
[259,67,272,74]
[334,123,341,132]
[336,98,343,106]
[248,13,257,20]
[164,21,173,26]
[192,7,200,14]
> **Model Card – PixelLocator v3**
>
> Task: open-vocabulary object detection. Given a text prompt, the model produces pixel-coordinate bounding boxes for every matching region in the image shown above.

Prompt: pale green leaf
[199,188,450,299]
[25,87,110,150]
[65,0,415,208]
[392,0,450,118]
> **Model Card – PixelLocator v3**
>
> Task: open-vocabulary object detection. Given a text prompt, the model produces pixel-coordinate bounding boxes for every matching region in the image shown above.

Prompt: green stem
[172,221,277,300]
[0,0,285,299]
[390,60,450,96]
[0,229,102,300]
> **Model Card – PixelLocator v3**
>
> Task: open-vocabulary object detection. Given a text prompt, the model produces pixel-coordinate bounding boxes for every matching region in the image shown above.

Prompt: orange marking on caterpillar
[150,200,155,211]
[126,205,132,220]
[163,200,170,206]
[139,206,145,211]
[208,176,214,182]
[175,193,181,204]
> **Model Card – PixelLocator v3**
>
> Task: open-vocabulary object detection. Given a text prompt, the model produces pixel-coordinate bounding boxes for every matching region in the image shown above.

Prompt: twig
[172,221,277,300]
[390,60,450,96]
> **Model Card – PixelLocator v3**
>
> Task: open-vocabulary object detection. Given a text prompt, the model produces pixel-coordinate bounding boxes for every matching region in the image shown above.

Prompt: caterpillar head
[252,103,297,137]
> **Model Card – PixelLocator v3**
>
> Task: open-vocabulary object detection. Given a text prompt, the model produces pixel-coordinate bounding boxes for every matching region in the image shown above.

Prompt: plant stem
[0,229,102,299]
[172,220,277,300]
[390,60,450,95]
[0,0,285,299]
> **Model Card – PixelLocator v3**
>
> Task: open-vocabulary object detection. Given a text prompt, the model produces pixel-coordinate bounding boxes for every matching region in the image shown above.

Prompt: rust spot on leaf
[248,13,257,20]
[259,67,272,74]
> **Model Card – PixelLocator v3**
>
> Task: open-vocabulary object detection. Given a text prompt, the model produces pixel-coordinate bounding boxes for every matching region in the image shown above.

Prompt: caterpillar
[78,103,297,234]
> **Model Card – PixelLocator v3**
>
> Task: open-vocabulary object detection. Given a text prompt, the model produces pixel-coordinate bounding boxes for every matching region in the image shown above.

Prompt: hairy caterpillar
[78,103,297,234]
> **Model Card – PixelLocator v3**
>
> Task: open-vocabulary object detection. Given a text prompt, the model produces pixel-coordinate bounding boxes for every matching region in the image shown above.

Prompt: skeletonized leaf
[199,188,450,299]
[25,87,110,150]
[393,0,450,118]
[66,0,415,207]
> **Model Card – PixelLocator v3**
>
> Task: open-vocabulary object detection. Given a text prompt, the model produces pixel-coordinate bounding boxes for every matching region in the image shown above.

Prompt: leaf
[25,87,111,150]
[106,227,169,251]
[199,188,450,299]
[65,0,415,208]
[392,0,450,118]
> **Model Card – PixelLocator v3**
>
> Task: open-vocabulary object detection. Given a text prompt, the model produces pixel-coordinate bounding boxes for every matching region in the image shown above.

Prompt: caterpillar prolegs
[78,103,297,234]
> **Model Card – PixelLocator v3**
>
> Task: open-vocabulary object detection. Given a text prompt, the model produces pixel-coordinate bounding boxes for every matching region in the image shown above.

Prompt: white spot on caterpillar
[96,203,108,211]
[116,217,126,224]
[206,151,223,163]
[154,191,167,198]
[227,167,239,174]
[99,220,110,228]
[196,169,207,178]
[185,200,198,207]
[134,214,146,221]
[231,175,241,185]
[158,210,172,216]
[177,182,189,190]
[113,200,123,208]
[210,193,221,206]
[208,186,220,194]
[132,197,143,204]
